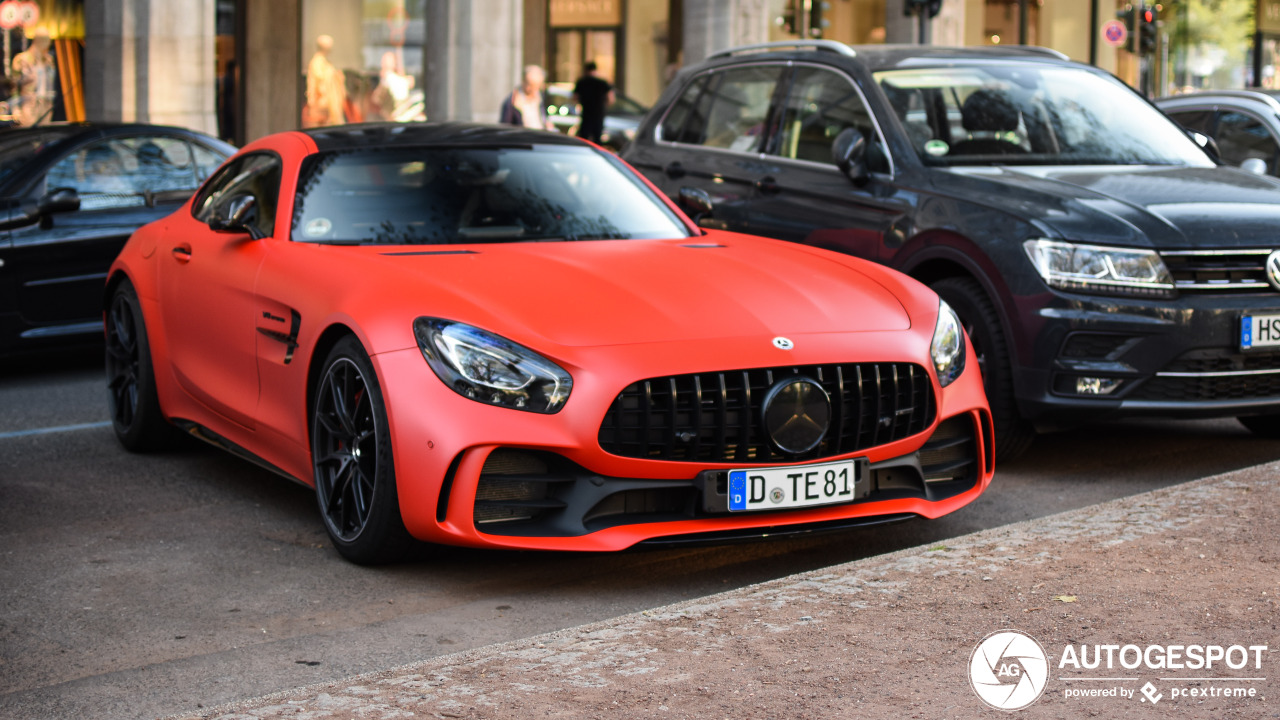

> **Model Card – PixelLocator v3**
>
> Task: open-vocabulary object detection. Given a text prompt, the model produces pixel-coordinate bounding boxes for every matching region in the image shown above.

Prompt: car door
[627,64,788,233]
[744,64,912,262]
[158,152,280,430]
[7,134,222,336]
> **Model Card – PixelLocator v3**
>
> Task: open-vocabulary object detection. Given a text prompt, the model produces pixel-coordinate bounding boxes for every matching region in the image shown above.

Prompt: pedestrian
[303,34,346,128]
[499,65,551,130]
[572,61,614,144]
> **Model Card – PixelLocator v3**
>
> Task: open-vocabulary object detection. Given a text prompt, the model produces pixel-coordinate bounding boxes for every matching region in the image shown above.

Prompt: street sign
[1103,19,1127,47]
[0,2,18,29]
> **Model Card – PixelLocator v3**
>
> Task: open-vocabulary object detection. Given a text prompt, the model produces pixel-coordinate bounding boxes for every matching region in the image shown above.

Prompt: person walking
[572,61,614,144]
[499,65,551,130]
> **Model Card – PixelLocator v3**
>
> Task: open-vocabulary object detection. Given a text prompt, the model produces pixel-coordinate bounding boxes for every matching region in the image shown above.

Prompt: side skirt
[170,417,310,487]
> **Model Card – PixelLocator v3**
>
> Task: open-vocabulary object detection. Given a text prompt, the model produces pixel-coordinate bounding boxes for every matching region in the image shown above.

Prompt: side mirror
[208,194,265,240]
[1187,130,1221,162]
[832,128,870,186]
[38,187,81,215]
[678,186,714,224]
[1240,157,1269,175]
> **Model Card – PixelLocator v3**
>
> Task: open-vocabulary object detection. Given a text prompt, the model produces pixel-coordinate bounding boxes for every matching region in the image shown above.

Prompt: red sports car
[105,123,993,564]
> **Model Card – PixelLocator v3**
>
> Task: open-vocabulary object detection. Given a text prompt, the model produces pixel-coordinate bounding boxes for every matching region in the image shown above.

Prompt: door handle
[665,161,685,179]
[755,176,780,195]
[171,244,192,263]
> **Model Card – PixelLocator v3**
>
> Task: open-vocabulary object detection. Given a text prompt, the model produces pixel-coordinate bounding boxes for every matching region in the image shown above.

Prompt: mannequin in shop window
[12,28,56,127]
[303,34,346,128]
[499,65,552,130]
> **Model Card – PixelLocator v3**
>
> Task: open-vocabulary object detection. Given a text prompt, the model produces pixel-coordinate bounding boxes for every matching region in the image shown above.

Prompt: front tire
[1238,414,1280,438]
[931,276,1036,462]
[106,280,175,452]
[312,336,414,564]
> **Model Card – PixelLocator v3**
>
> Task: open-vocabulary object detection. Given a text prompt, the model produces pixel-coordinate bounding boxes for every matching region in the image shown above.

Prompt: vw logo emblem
[1267,249,1280,291]
[761,377,831,455]
[772,336,794,350]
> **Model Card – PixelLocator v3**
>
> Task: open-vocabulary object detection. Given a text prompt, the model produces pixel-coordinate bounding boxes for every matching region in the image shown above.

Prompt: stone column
[425,0,523,123]
[83,0,217,134]
[243,0,302,142]
[682,0,770,66]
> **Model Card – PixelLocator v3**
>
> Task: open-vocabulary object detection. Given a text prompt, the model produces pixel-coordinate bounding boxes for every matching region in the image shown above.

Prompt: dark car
[1156,90,1280,176]
[623,41,1280,459]
[545,82,647,151]
[0,123,234,356]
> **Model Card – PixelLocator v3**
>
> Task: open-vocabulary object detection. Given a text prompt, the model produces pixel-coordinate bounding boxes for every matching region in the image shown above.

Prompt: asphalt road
[3,351,1279,719]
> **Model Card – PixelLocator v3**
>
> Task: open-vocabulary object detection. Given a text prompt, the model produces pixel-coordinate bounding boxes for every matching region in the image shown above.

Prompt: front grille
[598,363,936,463]
[918,416,978,483]
[1161,348,1280,374]
[1131,373,1280,401]
[1059,333,1132,359]
[473,450,569,525]
[1162,250,1276,293]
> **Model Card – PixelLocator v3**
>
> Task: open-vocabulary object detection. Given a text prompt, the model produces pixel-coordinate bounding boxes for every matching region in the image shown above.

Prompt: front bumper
[372,335,993,552]
[1013,288,1280,427]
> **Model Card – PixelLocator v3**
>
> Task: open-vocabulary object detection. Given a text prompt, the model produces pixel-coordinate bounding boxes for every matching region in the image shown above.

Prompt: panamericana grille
[598,363,935,463]
[1162,250,1276,293]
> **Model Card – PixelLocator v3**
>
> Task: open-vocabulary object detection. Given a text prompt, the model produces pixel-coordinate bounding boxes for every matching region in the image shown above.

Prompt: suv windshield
[291,145,689,244]
[874,64,1215,167]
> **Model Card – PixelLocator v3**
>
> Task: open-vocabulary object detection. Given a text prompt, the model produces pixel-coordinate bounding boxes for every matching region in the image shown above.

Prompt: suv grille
[598,363,936,463]
[1162,250,1276,292]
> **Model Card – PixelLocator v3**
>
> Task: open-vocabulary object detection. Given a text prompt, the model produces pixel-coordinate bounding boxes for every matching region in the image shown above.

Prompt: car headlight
[1023,239,1174,298]
[931,300,966,388]
[413,318,572,413]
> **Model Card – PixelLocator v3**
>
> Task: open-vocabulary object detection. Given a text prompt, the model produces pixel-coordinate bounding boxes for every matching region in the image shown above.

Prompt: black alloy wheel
[106,280,173,452]
[931,276,1036,462]
[312,336,414,564]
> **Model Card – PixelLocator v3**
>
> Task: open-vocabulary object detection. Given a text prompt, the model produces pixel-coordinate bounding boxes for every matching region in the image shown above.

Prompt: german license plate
[1241,313,1280,350]
[728,459,860,512]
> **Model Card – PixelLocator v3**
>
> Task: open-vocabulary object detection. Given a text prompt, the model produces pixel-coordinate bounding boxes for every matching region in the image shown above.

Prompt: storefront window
[1,0,85,126]
[301,0,426,127]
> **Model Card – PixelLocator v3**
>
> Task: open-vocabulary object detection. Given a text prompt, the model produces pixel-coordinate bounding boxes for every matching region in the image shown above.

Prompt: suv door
[744,65,912,262]
[627,64,787,232]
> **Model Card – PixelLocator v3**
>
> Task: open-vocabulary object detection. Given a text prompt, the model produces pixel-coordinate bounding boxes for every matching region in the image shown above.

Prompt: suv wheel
[931,277,1035,462]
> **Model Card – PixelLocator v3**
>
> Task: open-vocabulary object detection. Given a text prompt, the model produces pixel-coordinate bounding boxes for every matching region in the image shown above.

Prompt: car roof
[1156,89,1280,104]
[697,42,1074,73]
[301,122,586,152]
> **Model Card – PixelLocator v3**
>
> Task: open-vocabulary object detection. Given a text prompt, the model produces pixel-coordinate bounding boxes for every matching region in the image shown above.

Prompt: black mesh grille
[598,363,936,462]
[1163,250,1276,293]
[1132,374,1280,401]
[1060,333,1132,359]
[1161,348,1280,374]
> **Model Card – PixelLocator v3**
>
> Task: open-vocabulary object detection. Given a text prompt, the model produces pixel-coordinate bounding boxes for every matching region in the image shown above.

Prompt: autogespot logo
[970,630,1050,711]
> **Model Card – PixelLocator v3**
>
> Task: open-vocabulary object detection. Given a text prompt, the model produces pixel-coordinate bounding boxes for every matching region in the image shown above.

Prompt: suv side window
[1214,111,1279,172]
[659,74,710,144]
[192,153,282,238]
[775,66,880,165]
[666,66,784,152]
[1165,109,1215,136]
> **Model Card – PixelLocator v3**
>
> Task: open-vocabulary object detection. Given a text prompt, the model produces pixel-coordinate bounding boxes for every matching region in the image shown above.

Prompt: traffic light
[904,0,943,18]
[810,0,831,38]
[1139,5,1159,54]
[1116,4,1137,53]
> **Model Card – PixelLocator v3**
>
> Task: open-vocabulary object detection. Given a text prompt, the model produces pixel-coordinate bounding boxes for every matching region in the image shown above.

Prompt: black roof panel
[302,122,587,152]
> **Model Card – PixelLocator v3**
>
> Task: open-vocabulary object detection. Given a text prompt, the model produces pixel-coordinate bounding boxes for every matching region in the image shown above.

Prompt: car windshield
[874,64,1215,167]
[291,144,691,244]
[0,129,77,188]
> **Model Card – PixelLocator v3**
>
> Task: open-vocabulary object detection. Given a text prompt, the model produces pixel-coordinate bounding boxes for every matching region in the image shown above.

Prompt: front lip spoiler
[1119,396,1280,416]
[633,512,918,548]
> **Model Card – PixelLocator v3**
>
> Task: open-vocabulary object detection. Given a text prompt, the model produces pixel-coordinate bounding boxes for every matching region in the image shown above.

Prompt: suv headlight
[931,300,966,388]
[414,318,572,413]
[1024,239,1174,298]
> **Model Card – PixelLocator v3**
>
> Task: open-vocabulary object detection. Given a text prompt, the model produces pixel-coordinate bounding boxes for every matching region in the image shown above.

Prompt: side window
[776,67,878,164]
[659,74,709,143]
[696,66,784,152]
[193,153,282,238]
[46,136,208,211]
[1214,111,1279,171]
[1165,109,1215,136]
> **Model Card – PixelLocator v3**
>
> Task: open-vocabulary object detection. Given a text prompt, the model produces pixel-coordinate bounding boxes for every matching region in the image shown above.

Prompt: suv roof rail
[707,40,856,60]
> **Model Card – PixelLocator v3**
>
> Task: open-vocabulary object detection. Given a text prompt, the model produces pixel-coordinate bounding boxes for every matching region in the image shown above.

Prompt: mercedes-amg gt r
[105,123,993,563]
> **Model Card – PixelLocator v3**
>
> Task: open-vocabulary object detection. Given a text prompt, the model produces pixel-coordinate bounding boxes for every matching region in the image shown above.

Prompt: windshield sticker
[924,139,950,157]
[304,218,333,237]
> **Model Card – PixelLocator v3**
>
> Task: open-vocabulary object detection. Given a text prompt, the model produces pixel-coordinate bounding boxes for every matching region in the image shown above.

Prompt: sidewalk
[184,463,1278,720]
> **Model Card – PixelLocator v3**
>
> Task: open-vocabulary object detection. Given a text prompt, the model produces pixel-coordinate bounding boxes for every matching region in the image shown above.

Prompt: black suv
[624,41,1280,459]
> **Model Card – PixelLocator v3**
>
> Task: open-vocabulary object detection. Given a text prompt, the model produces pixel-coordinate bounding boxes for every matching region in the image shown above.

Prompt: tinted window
[0,129,76,188]
[659,74,709,143]
[1215,111,1279,171]
[290,145,690,245]
[193,153,281,238]
[775,67,879,165]
[693,66,784,152]
[47,136,207,211]
[1165,109,1216,135]
[875,65,1214,166]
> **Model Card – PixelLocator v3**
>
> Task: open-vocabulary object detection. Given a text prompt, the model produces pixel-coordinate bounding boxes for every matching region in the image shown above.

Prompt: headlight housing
[414,318,572,413]
[1023,239,1174,298]
[931,300,966,388]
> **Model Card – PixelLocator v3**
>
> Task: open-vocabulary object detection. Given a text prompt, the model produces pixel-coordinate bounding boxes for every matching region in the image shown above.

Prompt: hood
[353,236,911,348]
[940,165,1280,250]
